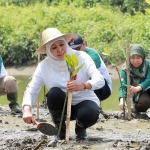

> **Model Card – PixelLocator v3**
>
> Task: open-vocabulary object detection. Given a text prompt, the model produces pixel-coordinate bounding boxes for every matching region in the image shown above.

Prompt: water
[0,75,47,106]
[0,76,120,110]
[102,79,120,110]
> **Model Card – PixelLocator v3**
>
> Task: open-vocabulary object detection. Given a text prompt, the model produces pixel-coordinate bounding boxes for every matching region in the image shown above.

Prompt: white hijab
[46,37,76,71]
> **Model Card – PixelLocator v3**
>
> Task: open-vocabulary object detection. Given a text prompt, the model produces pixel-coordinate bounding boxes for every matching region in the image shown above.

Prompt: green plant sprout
[64,53,84,80]
[102,48,128,119]
[102,48,126,88]
[58,53,84,142]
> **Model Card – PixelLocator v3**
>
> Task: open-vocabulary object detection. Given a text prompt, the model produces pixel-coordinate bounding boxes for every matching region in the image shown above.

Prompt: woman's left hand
[66,81,84,92]
[130,85,142,94]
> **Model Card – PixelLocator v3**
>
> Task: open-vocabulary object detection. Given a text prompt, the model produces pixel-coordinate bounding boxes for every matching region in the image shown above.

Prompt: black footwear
[49,110,66,140]
[75,122,88,141]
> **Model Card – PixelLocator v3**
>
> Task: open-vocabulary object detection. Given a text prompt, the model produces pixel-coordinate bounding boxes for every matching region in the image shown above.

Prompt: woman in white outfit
[22,28,105,141]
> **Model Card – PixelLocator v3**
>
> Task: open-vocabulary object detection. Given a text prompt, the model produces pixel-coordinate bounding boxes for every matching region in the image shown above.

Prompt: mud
[0,104,150,150]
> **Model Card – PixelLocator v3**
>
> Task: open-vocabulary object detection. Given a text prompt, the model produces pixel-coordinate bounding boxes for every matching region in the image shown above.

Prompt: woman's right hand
[22,105,36,125]
[119,98,126,110]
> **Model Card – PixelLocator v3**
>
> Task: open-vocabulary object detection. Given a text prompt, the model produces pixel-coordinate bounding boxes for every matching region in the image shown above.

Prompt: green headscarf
[128,44,148,86]
[0,55,2,74]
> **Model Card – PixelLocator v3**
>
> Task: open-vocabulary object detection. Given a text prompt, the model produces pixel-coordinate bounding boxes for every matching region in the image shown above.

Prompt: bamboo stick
[65,92,72,142]
[36,29,42,120]
[126,40,131,120]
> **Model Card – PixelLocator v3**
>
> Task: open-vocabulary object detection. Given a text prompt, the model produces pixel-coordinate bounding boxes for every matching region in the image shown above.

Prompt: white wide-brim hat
[35,28,75,54]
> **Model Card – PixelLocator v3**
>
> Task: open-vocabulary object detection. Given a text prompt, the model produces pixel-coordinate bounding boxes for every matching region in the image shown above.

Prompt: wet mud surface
[1,105,150,150]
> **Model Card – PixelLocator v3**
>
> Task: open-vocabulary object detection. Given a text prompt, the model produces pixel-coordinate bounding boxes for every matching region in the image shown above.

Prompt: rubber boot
[131,104,140,118]
[100,106,109,119]
[49,110,66,140]
[7,92,22,113]
[75,121,88,141]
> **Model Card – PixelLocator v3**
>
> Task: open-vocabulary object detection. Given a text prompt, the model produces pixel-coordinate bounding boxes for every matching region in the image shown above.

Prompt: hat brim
[35,33,76,54]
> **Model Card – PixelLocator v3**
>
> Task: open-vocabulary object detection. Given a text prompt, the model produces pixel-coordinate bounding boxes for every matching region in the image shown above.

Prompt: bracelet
[82,83,86,91]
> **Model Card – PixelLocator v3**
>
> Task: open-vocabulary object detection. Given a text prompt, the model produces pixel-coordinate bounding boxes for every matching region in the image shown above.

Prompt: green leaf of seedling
[102,52,109,56]
[71,54,78,67]
[71,64,84,78]
[64,54,74,67]
[146,0,150,5]
[103,48,110,56]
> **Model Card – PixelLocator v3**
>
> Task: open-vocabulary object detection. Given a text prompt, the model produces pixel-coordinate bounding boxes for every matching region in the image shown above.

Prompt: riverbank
[6,65,121,79]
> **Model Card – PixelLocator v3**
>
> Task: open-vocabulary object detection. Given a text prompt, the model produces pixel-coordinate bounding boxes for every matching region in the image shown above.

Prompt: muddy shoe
[131,108,140,119]
[76,129,88,141]
[101,110,110,119]
[131,111,140,119]
[10,104,22,113]
[75,123,88,142]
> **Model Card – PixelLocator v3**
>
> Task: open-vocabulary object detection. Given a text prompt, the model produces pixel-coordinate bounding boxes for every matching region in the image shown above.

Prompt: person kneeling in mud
[0,55,22,113]
[22,28,105,141]
[119,44,150,117]
[68,34,112,118]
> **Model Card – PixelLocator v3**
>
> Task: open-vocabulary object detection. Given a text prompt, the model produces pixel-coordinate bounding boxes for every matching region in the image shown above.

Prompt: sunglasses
[73,44,82,50]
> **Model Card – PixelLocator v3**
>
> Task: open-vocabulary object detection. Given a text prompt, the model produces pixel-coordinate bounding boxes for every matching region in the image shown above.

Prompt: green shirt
[85,47,101,68]
[119,60,150,100]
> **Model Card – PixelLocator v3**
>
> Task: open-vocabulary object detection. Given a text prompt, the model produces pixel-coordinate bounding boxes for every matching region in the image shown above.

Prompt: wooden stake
[36,29,42,120]
[65,92,72,142]
[126,40,131,120]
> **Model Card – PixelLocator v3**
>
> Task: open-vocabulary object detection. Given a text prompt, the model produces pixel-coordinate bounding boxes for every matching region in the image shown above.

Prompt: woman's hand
[22,105,36,125]
[130,85,142,94]
[66,81,85,92]
[119,98,126,110]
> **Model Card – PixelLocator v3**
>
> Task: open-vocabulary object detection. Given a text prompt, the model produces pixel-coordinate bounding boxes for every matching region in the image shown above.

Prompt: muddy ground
[2,66,150,149]
[1,104,150,150]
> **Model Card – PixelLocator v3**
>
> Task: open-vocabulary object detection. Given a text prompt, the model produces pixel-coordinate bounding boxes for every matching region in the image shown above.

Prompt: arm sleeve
[22,63,44,108]
[119,70,127,101]
[83,53,105,90]
[138,61,150,91]
[97,55,112,92]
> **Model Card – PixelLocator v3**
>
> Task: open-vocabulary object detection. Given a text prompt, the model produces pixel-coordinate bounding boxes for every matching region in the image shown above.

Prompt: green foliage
[0,0,148,15]
[146,0,150,13]
[0,2,150,66]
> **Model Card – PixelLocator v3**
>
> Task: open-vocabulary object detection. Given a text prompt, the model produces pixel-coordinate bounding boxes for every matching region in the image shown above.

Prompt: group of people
[1,27,150,141]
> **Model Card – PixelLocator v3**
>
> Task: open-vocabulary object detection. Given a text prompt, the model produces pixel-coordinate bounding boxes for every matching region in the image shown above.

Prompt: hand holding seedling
[64,53,84,142]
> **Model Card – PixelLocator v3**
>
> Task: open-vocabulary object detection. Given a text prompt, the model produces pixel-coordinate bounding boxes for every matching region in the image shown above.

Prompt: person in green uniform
[68,34,112,117]
[0,55,22,113]
[119,44,150,114]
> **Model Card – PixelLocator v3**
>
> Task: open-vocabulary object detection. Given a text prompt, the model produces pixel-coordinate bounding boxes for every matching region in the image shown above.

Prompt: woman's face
[50,40,67,60]
[130,54,143,67]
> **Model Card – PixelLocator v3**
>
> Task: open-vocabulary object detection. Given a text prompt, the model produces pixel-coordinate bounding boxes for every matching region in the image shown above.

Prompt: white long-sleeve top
[22,51,105,107]
[85,47,112,93]
[0,63,7,78]
[98,56,112,93]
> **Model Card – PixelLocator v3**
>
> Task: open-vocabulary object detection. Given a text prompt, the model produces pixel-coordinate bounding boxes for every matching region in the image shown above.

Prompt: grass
[0,76,120,110]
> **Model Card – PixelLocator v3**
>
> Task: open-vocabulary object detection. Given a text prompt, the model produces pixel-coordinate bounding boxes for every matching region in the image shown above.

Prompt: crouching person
[0,55,22,113]
[22,28,105,141]
[119,44,150,117]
